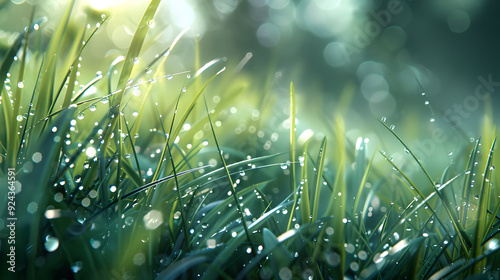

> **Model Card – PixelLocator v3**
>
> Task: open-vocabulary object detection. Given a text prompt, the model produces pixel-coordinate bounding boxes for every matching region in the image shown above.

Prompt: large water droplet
[143,210,163,230]
[44,235,59,252]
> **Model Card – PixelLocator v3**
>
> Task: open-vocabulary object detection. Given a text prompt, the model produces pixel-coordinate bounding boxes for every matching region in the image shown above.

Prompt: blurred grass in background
[0,0,499,279]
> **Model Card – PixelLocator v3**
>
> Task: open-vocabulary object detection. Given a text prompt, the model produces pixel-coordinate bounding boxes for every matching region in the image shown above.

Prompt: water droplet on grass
[17,81,24,88]
[280,163,288,169]
[430,118,435,122]
[145,67,152,74]
[133,57,140,65]
[143,210,163,230]
[16,115,23,122]
[44,235,59,252]
[71,261,83,273]
[89,105,97,111]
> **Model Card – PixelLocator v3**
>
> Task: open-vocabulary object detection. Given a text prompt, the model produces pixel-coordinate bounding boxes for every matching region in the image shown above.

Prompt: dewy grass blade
[300,140,311,224]
[129,26,190,139]
[112,0,162,107]
[286,82,297,232]
[472,137,496,273]
[312,136,327,223]
[353,150,376,215]
[379,119,471,258]
[289,82,297,194]
[202,95,256,256]
[378,151,469,253]
[461,139,480,229]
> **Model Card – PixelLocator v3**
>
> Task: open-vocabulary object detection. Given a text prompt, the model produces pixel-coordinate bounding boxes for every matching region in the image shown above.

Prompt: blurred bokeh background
[1,0,499,174]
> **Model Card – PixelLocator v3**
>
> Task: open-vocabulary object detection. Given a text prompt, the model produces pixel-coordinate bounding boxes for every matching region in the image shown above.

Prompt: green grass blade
[286,82,297,232]
[379,120,471,258]
[300,140,311,224]
[312,136,327,223]
[472,137,496,273]
[203,94,255,255]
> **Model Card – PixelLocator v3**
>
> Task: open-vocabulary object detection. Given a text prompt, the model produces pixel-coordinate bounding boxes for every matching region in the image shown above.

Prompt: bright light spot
[143,210,164,230]
[355,137,363,150]
[86,146,97,158]
[45,209,62,219]
[44,235,59,252]
[298,129,314,145]
[277,229,296,242]
[207,239,216,249]
[170,0,195,28]
[183,123,191,131]
[32,152,42,163]
[487,239,499,250]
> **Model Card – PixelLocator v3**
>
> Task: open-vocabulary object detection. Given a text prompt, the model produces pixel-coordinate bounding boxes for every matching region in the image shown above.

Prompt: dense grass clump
[0,1,499,280]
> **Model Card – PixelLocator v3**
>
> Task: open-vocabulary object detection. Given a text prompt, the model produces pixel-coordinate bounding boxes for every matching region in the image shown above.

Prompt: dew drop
[16,115,23,122]
[133,57,140,65]
[77,113,85,120]
[145,67,152,74]
[17,81,24,88]
[71,261,83,273]
[143,210,163,230]
[430,118,435,123]
[166,74,173,80]
[280,163,288,170]
[44,235,59,252]
[89,105,97,112]
[101,97,109,104]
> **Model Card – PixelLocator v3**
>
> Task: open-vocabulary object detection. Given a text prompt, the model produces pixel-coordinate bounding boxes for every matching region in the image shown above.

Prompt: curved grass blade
[202,193,294,280]
[286,82,298,232]
[202,94,255,256]
[461,139,480,229]
[472,137,496,273]
[312,136,327,223]
[379,120,471,258]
